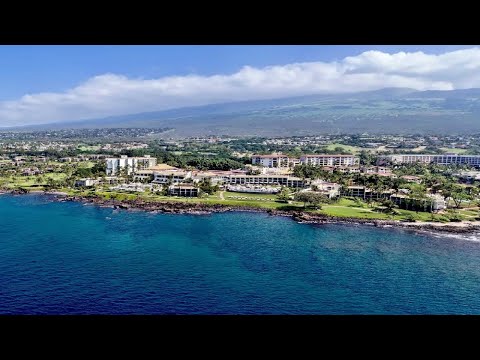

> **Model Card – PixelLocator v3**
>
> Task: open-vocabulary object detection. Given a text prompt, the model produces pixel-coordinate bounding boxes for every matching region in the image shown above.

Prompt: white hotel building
[299,155,359,167]
[382,154,480,167]
[251,154,292,168]
[106,155,157,176]
[251,154,359,168]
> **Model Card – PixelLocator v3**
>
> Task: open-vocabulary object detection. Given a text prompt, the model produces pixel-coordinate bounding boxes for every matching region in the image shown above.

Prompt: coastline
[3,190,480,236]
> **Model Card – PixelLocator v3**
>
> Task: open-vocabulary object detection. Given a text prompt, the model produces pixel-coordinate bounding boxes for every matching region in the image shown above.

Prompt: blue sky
[0,45,479,126]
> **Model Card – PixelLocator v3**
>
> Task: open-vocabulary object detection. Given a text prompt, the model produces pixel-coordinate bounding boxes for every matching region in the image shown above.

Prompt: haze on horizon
[1,45,480,127]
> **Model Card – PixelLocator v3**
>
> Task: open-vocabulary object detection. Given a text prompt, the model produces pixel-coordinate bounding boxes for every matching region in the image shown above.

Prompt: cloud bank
[2,47,480,126]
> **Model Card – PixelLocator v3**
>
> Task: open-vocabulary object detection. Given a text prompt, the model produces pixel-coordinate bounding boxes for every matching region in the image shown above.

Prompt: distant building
[454,171,480,183]
[106,155,157,176]
[361,166,390,174]
[252,153,359,168]
[400,175,422,183]
[380,154,480,167]
[300,155,359,167]
[168,184,198,197]
[22,168,41,176]
[75,178,97,187]
[251,154,291,168]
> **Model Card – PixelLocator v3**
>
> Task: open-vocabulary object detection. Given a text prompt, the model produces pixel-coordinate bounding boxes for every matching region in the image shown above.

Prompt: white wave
[428,232,480,243]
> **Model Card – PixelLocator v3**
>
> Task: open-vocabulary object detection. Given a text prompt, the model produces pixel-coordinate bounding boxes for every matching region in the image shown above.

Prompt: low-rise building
[390,193,446,212]
[168,184,198,197]
[342,186,393,199]
[453,171,480,183]
[133,170,155,182]
[227,174,307,188]
[152,170,192,184]
[22,168,41,176]
[400,175,422,183]
[191,171,225,185]
[361,166,390,174]
[75,178,98,187]
[310,180,341,198]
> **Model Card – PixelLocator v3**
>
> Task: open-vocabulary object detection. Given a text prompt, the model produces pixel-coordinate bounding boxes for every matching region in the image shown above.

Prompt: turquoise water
[1,194,480,314]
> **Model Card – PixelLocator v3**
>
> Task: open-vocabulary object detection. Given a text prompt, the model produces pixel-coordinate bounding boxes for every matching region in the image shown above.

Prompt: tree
[379,198,396,214]
[359,150,376,166]
[408,184,429,213]
[294,192,328,209]
[442,182,471,209]
[197,178,219,195]
[277,187,291,203]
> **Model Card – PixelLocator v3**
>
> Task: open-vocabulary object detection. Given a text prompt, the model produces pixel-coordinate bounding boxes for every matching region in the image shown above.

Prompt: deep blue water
[1,194,480,314]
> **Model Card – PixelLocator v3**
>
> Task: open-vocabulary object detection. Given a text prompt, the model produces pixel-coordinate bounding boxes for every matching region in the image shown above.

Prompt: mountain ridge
[4,87,480,136]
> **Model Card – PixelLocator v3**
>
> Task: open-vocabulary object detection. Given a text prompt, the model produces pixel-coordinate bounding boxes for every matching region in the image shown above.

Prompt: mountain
[8,87,480,136]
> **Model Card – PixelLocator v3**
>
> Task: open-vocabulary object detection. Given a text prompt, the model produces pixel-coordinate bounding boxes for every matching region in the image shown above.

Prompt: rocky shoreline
[3,190,480,236]
[56,193,480,235]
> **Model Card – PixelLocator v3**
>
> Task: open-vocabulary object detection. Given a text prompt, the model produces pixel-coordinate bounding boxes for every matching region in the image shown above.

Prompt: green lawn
[77,161,95,168]
[224,191,278,201]
[324,143,362,154]
[78,145,101,152]
[440,147,468,154]
[318,205,391,219]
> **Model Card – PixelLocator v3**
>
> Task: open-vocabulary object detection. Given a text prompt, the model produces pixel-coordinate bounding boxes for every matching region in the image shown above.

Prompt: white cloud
[2,47,480,126]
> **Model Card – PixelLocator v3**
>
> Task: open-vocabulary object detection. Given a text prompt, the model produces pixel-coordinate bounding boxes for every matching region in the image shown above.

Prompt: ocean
[1,194,480,314]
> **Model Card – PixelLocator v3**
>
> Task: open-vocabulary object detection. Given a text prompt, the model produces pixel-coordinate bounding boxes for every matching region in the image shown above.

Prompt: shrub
[432,215,450,223]
[448,214,462,222]
[404,214,419,222]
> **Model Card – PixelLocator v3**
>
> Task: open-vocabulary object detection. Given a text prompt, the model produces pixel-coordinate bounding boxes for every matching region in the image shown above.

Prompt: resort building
[380,154,480,167]
[322,166,361,173]
[360,166,390,174]
[227,174,307,188]
[341,186,393,200]
[252,153,360,168]
[106,155,157,176]
[168,184,199,197]
[400,175,422,183]
[310,180,341,198]
[454,171,480,183]
[299,155,359,167]
[251,154,291,168]
[148,164,178,171]
[133,170,155,182]
[390,193,446,211]
[152,170,192,184]
[191,171,225,185]
[75,178,98,187]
